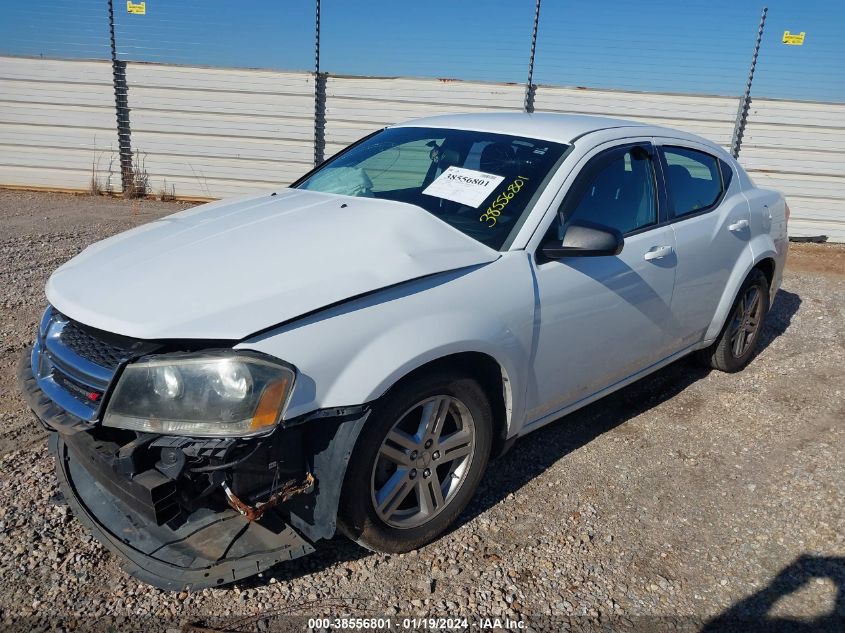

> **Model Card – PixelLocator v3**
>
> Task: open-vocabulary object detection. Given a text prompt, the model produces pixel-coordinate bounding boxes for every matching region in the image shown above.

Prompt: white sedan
[19,113,788,589]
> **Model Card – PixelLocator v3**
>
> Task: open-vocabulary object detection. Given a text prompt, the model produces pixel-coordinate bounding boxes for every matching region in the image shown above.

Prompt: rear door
[655,140,751,346]
[524,141,680,424]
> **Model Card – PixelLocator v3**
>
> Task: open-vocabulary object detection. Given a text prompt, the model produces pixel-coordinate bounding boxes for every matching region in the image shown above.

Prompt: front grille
[32,307,159,421]
[59,319,132,371]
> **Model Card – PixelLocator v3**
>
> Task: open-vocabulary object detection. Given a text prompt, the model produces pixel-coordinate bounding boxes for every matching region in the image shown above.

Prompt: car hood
[46,190,499,340]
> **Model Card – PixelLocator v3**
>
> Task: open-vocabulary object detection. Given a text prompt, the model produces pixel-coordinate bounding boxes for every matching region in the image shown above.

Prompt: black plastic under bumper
[50,433,315,590]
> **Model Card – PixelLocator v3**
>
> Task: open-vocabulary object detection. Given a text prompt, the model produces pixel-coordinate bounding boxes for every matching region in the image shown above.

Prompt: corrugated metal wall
[324,76,525,156]
[125,62,315,199]
[534,88,738,148]
[742,99,845,241]
[0,56,842,240]
[323,84,739,150]
[0,57,119,192]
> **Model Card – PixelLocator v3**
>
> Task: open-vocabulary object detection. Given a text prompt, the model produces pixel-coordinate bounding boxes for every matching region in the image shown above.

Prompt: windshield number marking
[480,176,529,227]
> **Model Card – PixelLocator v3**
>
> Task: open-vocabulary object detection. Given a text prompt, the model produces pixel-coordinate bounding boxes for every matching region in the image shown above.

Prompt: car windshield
[295,126,569,250]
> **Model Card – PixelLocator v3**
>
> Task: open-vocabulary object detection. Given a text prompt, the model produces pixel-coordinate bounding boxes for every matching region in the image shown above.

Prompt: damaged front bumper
[18,346,368,590]
[50,433,315,590]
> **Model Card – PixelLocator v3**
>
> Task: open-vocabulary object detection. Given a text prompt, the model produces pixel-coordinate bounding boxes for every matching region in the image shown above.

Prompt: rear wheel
[338,369,492,553]
[698,268,769,372]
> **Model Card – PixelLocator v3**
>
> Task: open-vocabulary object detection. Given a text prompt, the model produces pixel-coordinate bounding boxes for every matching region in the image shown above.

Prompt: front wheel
[338,369,493,553]
[698,268,770,372]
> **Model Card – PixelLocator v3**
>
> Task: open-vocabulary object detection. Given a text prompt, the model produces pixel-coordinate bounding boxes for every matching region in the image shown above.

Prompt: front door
[525,142,680,423]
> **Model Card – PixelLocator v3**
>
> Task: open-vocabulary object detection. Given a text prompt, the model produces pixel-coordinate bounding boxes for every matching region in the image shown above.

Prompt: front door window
[564,145,658,235]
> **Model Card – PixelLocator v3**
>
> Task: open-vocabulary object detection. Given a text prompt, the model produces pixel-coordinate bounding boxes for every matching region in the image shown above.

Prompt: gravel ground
[0,190,843,632]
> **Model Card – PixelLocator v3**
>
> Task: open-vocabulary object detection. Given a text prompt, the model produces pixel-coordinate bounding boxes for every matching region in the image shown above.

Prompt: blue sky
[1,0,843,102]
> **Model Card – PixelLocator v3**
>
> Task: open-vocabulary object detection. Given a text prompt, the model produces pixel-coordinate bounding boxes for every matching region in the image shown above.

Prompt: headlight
[103,350,295,437]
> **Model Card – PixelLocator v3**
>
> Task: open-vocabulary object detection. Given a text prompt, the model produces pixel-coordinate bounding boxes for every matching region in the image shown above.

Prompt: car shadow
[757,289,801,355]
[701,555,845,632]
[238,289,801,590]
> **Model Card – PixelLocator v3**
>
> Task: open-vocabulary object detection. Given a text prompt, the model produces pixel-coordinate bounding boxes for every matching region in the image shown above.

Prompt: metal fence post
[524,0,542,113]
[313,0,326,166]
[731,6,767,159]
[108,0,134,195]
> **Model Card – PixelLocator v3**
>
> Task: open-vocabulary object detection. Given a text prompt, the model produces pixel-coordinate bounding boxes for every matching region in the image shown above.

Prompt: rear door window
[662,146,723,217]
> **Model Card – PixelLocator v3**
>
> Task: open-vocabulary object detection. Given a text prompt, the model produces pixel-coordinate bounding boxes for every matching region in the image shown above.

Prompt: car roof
[392,112,717,149]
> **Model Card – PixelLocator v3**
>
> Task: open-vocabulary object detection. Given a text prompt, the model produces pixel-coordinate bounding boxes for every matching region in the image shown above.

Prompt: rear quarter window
[663,146,723,217]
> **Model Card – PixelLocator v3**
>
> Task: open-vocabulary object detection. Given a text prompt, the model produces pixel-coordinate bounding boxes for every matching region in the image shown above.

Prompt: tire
[697,268,770,373]
[338,368,493,553]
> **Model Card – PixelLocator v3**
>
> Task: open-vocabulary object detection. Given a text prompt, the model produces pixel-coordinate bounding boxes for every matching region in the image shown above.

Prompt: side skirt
[519,343,699,437]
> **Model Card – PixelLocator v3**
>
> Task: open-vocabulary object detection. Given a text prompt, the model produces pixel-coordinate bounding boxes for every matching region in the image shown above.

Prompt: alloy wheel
[729,285,764,358]
[370,395,476,529]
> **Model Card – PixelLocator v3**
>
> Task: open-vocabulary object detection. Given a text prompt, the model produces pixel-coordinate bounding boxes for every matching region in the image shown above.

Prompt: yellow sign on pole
[782,31,805,45]
[127,1,146,15]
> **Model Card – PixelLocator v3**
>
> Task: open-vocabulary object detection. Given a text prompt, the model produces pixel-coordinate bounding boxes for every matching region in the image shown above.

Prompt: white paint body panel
[653,136,752,348]
[46,189,499,340]
[241,254,534,422]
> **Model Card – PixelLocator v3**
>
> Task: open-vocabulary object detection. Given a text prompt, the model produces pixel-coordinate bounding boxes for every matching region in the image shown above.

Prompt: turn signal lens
[250,377,290,431]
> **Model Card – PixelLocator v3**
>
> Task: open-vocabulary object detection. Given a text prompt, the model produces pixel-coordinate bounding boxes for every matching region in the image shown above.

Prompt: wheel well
[383,352,510,453]
[755,257,776,289]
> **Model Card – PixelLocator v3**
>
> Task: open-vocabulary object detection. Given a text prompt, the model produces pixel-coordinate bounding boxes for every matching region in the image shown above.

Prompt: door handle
[644,245,673,261]
[728,219,749,232]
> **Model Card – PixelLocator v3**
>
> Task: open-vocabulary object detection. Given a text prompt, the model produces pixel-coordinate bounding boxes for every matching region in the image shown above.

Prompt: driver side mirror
[541,221,624,259]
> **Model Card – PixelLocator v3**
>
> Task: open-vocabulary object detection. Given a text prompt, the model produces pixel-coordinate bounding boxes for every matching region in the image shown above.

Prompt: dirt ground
[0,190,843,631]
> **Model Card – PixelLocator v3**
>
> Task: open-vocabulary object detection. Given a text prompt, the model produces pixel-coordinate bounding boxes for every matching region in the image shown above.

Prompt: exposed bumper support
[223,473,315,521]
[65,428,181,525]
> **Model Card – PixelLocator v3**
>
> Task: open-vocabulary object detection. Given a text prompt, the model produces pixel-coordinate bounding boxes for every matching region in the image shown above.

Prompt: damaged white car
[19,113,788,589]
